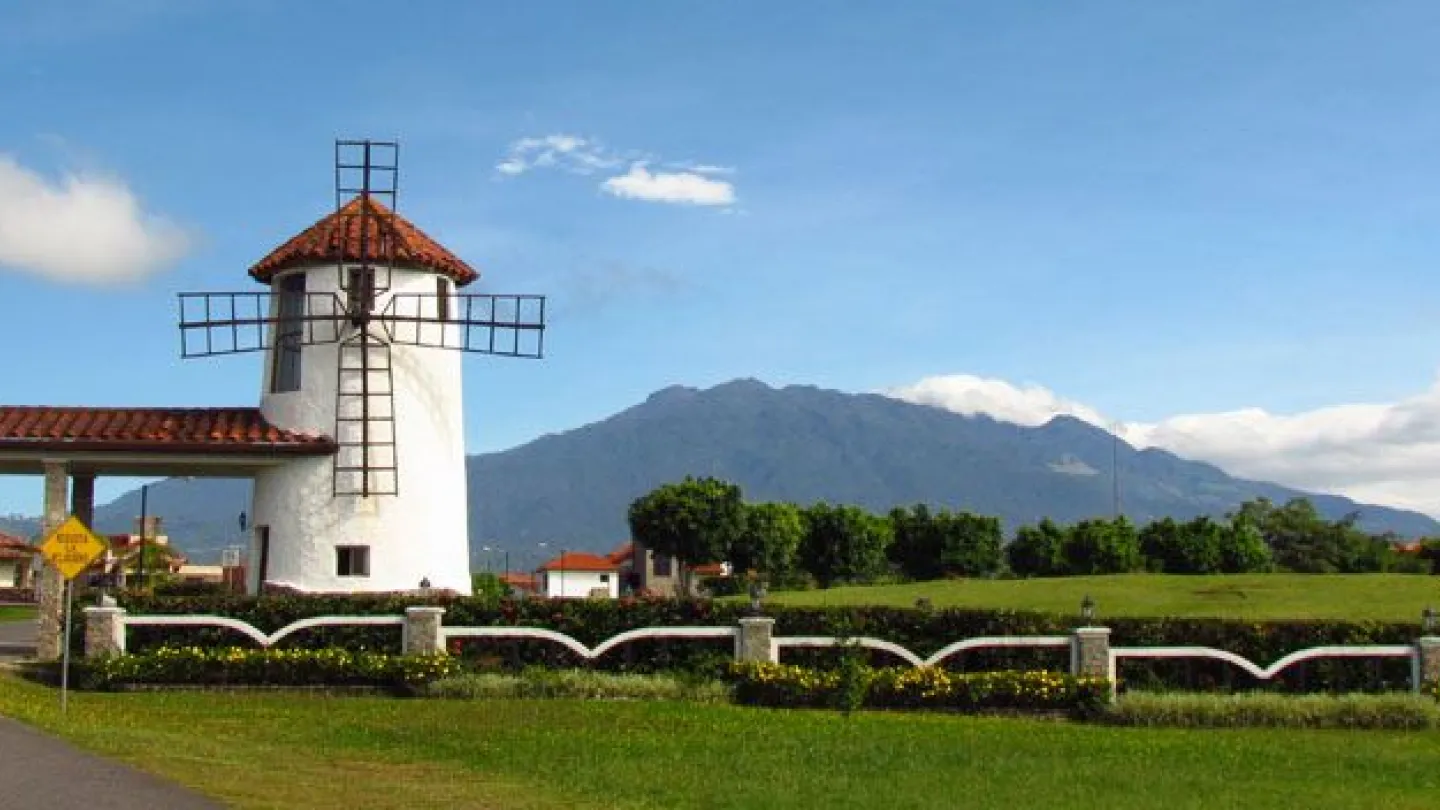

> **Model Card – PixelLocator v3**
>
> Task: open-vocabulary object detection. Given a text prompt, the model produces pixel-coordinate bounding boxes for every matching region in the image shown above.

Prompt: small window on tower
[346,267,376,314]
[271,273,306,393]
[436,277,450,321]
[336,545,370,577]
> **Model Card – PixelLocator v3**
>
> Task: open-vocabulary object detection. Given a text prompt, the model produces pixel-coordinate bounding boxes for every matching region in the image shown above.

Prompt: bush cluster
[729,661,1111,715]
[82,646,459,691]
[421,668,731,702]
[1099,690,1440,729]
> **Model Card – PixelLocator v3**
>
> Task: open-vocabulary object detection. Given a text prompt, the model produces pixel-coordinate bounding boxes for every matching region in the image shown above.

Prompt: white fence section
[100,612,1435,692]
[123,614,406,648]
[442,626,738,660]
[773,635,1072,668]
[1113,644,1419,682]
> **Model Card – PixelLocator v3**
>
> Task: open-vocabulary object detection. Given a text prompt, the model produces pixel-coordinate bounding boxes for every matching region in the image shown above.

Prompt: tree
[798,503,892,587]
[1063,517,1142,575]
[888,504,942,581]
[731,501,805,583]
[1007,519,1068,577]
[1140,516,1222,574]
[937,510,1004,577]
[1218,515,1272,573]
[626,476,745,593]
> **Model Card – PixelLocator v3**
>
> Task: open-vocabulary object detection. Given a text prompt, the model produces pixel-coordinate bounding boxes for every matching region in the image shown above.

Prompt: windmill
[177,139,546,594]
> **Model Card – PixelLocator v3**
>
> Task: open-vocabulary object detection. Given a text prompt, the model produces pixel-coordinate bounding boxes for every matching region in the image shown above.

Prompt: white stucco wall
[539,570,619,599]
[0,561,18,588]
[250,264,471,595]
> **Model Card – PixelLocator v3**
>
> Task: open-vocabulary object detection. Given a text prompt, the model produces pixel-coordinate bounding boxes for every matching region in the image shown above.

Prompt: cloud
[494,134,625,178]
[495,134,737,207]
[600,164,736,207]
[0,154,190,284]
[882,372,1440,518]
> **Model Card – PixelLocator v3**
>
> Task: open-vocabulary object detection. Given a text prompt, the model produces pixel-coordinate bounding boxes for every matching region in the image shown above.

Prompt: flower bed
[729,661,1111,715]
[81,646,460,692]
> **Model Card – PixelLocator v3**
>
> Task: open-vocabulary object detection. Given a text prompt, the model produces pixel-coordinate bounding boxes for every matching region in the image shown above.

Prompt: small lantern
[748,580,767,615]
[1080,594,1096,625]
[1424,605,1437,635]
[419,577,432,597]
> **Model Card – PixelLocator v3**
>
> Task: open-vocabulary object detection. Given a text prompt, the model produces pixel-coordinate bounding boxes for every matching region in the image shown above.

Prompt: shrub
[729,661,1111,715]
[1099,691,1440,729]
[420,668,731,702]
[81,646,459,692]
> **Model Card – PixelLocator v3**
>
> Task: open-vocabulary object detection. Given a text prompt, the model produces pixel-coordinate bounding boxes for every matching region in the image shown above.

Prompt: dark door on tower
[255,526,270,594]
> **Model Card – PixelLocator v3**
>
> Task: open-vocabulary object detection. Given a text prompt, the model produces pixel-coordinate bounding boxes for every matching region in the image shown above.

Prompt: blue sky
[4,1,1440,516]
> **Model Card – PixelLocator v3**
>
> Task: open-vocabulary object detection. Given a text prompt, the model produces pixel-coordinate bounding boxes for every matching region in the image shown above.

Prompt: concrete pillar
[403,606,446,655]
[69,473,95,530]
[82,604,127,659]
[1071,627,1114,685]
[36,461,68,662]
[1415,637,1440,692]
[735,616,777,663]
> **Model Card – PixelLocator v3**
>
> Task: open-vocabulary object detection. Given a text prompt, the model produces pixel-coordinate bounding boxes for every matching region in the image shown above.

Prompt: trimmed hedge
[1099,691,1440,729]
[729,661,1111,715]
[81,646,459,692]
[104,593,1428,692]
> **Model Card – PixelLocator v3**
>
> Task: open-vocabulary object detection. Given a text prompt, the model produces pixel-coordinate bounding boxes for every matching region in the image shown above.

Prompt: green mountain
[5,379,1435,564]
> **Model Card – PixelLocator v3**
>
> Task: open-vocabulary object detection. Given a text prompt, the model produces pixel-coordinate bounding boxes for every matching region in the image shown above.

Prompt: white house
[536,552,620,599]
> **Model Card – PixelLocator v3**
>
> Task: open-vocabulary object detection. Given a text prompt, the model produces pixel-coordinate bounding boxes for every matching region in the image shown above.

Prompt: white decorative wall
[250,264,471,595]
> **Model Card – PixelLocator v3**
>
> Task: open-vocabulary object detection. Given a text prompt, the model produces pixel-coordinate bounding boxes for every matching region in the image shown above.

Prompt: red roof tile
[691,562,728,577]
[537,552,619,573]
[249,196,478,286]
[0,531,32,551]
[606,541,635,565]
[0,407,336,455]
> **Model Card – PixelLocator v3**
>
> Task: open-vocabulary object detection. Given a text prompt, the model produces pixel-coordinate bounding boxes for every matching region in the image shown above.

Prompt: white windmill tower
[178,140,546,595]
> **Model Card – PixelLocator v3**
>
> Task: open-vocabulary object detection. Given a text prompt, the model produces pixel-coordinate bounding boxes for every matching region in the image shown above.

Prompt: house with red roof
[0,531,36,590]
[536,551,620,599]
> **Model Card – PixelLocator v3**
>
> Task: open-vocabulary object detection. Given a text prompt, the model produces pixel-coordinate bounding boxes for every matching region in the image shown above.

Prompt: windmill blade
[375,293,546,358]
[177,291,348,358]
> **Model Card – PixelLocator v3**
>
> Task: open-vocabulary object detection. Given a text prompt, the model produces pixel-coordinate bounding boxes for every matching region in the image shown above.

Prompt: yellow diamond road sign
[38,515,108,581]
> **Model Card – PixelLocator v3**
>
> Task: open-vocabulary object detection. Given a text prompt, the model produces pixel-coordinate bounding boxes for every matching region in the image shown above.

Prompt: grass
[1102,691,1440,729]
[754,574,1440,621]
[0,605,35,622]
[420,669,732,702]
[3,673,1440,809]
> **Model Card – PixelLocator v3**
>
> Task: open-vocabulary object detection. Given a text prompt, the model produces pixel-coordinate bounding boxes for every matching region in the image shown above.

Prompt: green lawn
[2,675,1439,809]
[753,574,1440,622]
[0,605,35,623]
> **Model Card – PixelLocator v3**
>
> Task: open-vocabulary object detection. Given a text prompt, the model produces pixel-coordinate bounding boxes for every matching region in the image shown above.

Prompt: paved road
[0,620,36,659]
[0,717,224,809]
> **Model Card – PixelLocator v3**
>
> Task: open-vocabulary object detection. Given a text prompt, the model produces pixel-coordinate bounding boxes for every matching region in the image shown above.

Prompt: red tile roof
[607,541,635,565]
[537,552,619,573]
[0,531,31,551]
[0,407,336,455]
[500,572,538,591]
[691,562,728,577]
[249,196,478,286]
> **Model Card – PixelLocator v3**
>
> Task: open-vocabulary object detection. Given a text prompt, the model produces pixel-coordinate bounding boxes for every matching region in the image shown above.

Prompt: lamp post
[137,484,150,588]
[1081,594,1096,626]
[1424,605,1436,636]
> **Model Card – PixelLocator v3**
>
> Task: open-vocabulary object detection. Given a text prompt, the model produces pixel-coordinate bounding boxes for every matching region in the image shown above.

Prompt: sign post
[37,515,109,714]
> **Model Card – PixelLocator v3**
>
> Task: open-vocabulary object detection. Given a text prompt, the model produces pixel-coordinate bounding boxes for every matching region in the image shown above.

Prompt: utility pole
[1111,422,1123,520]
[137,484,149,587]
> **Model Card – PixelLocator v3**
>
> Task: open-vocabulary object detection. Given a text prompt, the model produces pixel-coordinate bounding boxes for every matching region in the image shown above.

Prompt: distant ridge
[4,379,1435,562]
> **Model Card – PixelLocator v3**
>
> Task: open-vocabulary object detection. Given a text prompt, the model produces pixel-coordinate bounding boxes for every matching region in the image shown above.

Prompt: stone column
[1071,627,1114,686]
[82,604,127,659]
[1415,637,1440,692]
[36,461,68,662]
[735,616,777,663]
[403,606,446,655]
[69,473,95,530]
